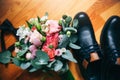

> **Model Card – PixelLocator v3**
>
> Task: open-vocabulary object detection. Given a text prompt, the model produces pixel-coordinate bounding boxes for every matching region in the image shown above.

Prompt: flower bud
[49,44,54,49]
[58,20,62,26]
[29,45,36,52]
[15,42,20,47]
[55,49,62,56]
[66,31,71,37]
[26,53,32,60]
[61,48,66,53]
[41,36,46,42]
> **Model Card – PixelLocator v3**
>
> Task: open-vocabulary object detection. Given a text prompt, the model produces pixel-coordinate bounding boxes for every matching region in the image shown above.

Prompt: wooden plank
[0,0,120,80]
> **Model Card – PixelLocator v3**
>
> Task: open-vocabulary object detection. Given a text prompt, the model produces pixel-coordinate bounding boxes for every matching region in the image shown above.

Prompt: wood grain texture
[0,0,120,80]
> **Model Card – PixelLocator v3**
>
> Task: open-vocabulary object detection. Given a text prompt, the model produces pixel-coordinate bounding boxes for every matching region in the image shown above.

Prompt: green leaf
[62,15,67,19]
[58,63,69,74]
[20,62,31,70]
[12,57,21,66]
[58,35,70,48]
[31,58,42,69]
[62,50,77,63]
[19,39,25,45]
[61,20,66,31]
[17,44,28,56]
[26,21,33,29]
[34,21,41,31]
[47,60,56,68]
[65,16,72,23]
[36,50,49,65]
[70,35,78,43]
[72,19,78,28]
[64,27,77,33]
[37,16,41,23]
[28,67,38,72]
[53,60,63,71]
[69,43,81,49]
[0,51,11,64]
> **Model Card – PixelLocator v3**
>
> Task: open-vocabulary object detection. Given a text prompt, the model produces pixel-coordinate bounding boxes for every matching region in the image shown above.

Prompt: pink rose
[32,38,42,47]
[46,20,61,35]
[29,30,42,46]
[29,45,37,59]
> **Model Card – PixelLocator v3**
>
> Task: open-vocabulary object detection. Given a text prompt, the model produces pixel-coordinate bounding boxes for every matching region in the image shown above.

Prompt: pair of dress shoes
[73,12,120,80]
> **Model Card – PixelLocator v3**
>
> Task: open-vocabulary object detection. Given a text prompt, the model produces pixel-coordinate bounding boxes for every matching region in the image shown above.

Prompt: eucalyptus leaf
[20,62,31,70]
[31,58,42,69]
[59,63,69,74]
[69,35,78,43]
[29,67,38,72]
[17,44,28,56]
[47,60,56,68]
[12,57,21,66]
[66,23,69,27]
[62,50,77,63]
[54,60,63,71]
[65,16,72,23]
[61,20,65,31]
[62,15,67,19]
[72,19,78,28]
[69,43,81,49]
[36,50,49,65]
[0,50,11,64]
[58,35,70,48]
[64,27,77,33]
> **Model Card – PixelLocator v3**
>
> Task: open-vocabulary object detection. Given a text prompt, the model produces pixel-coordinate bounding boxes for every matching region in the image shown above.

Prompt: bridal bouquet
[0,13,80,79]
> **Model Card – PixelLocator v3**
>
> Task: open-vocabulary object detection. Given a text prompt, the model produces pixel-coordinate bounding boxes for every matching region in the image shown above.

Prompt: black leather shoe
[74,12,102,60]
[100,16,120,80]
[73,12,102,80]
[100,16,120,63]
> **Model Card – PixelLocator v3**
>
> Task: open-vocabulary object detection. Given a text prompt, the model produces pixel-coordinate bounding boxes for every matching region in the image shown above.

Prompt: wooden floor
[0,0,120,80]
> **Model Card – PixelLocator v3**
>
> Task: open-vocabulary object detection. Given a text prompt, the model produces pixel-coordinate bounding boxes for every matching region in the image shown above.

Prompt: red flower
[42,33,59,60]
